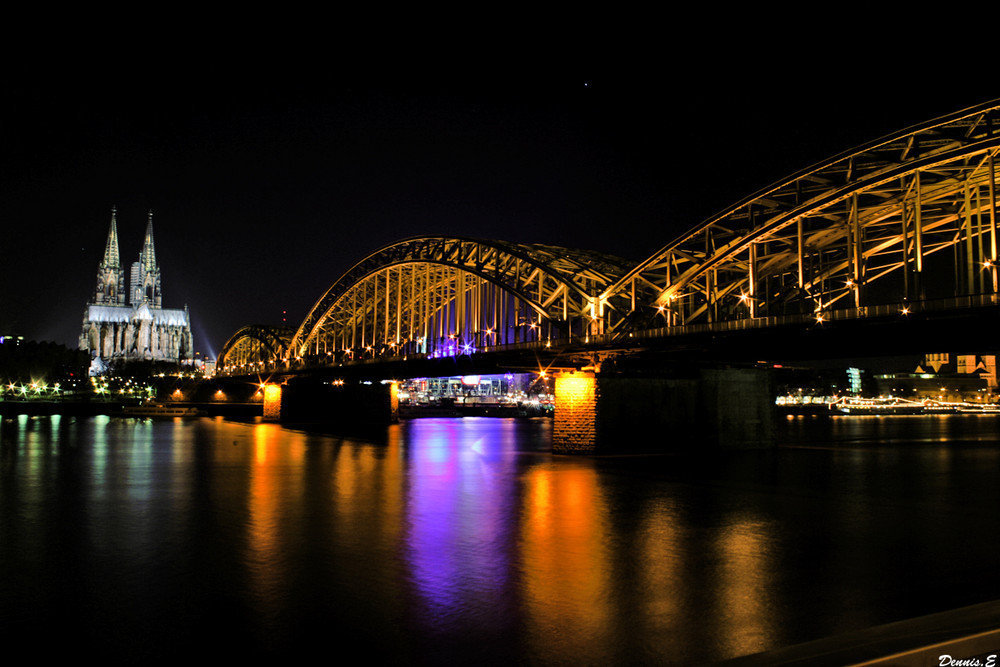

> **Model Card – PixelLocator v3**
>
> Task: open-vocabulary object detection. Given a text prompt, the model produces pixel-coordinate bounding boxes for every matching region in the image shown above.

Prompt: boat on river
[959,404,1000,414]
[829,397,1000,415]
[830,397,932,415]
[118,403,202,418]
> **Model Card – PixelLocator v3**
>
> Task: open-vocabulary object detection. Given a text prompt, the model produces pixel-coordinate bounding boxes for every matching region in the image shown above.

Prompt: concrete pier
[263,379,398,426]
[552,366,775,454]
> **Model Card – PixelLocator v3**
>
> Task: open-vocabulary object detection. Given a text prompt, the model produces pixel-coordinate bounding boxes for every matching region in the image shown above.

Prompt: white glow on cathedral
[79,207,194,374]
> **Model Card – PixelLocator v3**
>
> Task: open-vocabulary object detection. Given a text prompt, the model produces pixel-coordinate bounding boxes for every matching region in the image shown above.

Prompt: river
[2,412,999,664]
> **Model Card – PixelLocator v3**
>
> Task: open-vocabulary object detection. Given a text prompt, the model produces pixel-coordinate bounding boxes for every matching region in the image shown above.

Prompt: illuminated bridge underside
[290,237,635,363]
[606,101,1000,334]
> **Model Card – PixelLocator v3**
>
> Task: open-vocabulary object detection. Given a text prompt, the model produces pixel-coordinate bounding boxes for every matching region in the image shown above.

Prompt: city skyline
[1,56,991,357]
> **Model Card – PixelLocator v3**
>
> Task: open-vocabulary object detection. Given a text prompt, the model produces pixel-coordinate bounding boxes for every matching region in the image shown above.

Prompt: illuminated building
[873,353,998,402]
[916,353,997,391]
[79,208,193,372]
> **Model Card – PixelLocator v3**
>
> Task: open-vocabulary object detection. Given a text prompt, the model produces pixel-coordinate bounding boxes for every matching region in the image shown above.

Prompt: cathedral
[80,208,193,372]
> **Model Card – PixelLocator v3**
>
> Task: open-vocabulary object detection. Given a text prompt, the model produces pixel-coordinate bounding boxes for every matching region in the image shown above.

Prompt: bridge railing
[219,293,998,376]
[611,293,999,345]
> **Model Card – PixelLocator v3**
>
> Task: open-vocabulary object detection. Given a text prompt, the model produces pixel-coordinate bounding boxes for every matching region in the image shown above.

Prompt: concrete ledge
[722,601,1000,666]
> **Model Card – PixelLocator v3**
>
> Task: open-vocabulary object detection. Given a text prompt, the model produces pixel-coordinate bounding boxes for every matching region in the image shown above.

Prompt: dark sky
[1,44,990,356]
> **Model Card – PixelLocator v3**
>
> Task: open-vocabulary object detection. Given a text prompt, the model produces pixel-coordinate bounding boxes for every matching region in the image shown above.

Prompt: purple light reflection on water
[402,419,521,633]
[4,414,1000,664]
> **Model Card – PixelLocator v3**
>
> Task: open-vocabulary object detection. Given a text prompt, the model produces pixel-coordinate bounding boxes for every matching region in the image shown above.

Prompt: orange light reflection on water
[245,422,307,621]
[713,518,778,659]
[520,463,613,662]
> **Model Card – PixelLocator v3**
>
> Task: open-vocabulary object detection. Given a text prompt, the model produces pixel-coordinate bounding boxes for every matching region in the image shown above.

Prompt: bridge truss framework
[288,237,634,365]
[219,100,1000,374]
[606,100,1000,334]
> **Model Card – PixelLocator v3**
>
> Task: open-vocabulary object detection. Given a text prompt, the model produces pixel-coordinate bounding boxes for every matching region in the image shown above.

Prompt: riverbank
[0,400,123,417]
[724,599,1000,666]
[0,399,263,419]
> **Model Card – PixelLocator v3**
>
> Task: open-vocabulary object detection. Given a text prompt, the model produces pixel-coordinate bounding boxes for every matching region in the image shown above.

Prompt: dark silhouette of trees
[0,340,89,383]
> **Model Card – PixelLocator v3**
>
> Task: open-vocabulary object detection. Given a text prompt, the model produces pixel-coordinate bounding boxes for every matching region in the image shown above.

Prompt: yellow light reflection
[521,463,612,662]
[245,423,307,624]
[713,519,776,658]
[637,498,685,647]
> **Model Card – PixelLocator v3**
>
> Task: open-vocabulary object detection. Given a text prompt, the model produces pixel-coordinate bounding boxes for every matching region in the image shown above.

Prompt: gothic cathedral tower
[93,207,126,305]
[130,210,162,307]
[81,207,193,370]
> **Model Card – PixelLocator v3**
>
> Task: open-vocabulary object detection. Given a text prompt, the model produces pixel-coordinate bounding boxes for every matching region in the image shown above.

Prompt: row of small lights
[3,379,154,397]
[657,284,922,325]
[4,381,62,396]
[89,376,156,396]
[657,261,998,323]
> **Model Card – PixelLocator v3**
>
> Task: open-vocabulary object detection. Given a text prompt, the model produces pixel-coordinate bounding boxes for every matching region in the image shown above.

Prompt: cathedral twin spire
[102,206,121,270]
[82,208,193,365]
[94,207,125,305]
[93,207,161,308]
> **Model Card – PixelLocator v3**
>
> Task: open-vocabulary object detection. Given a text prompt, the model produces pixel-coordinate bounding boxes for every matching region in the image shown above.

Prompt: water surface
[2,412,1000,664]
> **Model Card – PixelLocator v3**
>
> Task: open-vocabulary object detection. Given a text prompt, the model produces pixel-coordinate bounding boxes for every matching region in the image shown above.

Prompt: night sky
[1,44,991,357]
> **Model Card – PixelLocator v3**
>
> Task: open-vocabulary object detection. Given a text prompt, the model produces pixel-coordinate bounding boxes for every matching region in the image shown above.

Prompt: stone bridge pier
[263,378,399,426]
[552,366,775,454]
[259,366,773,453]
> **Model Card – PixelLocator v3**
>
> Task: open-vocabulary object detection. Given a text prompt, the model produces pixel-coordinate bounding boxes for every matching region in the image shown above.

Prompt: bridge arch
[218,100,1000,376]
[602,99,1000,334]
[289,236,634,363]
[217,325,294,373]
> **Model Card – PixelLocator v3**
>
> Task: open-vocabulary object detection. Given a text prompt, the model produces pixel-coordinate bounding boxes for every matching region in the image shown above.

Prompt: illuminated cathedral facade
[80,208,193,371]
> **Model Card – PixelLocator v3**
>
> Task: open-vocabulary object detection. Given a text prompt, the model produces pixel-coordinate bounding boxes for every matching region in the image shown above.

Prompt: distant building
[80,208,193,372]
[874,353,997,402]
[915,353,997,390]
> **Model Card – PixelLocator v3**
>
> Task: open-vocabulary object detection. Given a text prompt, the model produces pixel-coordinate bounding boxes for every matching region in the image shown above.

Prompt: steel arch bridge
[217,325,294,373]
[287,236,635,365]
[218,100,1000,374]
[603,99,1000,335]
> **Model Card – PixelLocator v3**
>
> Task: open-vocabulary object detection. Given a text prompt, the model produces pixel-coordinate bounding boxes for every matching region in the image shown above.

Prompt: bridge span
[216,100,1000,452]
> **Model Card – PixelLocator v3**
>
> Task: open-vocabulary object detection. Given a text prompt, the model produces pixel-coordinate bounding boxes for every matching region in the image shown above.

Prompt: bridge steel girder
[218,100,1000,377]
[217,325,295,374]
[603,100,1000,335]
[288,236,633,365]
